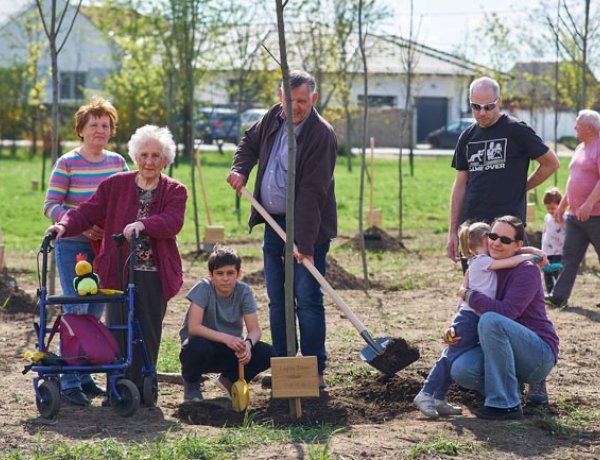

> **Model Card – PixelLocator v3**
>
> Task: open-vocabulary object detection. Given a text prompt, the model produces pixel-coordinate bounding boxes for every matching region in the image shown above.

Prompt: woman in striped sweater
[43,97,128,407]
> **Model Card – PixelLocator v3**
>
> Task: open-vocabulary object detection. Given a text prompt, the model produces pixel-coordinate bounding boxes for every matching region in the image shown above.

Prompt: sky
[1,0,590,72]
[379,0,543,65]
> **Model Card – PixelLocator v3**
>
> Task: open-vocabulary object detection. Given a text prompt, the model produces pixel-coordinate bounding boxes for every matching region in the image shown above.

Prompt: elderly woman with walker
[46,125,187,404]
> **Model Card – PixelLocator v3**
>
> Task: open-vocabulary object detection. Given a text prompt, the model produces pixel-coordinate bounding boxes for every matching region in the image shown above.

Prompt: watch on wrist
[245,337,254,348]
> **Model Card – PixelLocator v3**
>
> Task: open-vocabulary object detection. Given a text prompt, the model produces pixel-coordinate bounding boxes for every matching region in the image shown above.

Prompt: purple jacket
[231,104,337,256]
[470,261,559,362]
[59,171,187,301]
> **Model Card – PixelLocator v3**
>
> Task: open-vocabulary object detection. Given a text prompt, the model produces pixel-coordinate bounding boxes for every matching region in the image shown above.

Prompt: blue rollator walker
[28,232,157,419]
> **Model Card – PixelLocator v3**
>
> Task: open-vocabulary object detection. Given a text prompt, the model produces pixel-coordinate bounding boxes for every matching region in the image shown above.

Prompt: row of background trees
[1,0,599,162]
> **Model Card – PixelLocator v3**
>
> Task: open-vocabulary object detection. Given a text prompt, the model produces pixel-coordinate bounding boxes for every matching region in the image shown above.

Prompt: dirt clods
[243,257,371,290]
[0,269,37,315]
[344,226,407,252]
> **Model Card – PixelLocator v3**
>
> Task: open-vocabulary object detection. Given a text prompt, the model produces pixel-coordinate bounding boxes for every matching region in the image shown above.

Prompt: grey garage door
[416,97,448,142]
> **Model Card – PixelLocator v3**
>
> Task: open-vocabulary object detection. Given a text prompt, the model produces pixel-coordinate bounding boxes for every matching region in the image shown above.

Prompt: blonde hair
[458,221,492,258]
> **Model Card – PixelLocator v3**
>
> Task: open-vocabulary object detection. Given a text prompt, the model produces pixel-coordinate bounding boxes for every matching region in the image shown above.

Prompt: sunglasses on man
[486,232,518,245]
[470,99,498,112]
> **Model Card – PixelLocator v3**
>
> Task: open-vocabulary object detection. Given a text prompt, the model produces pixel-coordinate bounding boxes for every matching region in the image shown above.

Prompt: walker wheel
[142,374,158,407]
[112,379,140,417]
[36,379,61,419]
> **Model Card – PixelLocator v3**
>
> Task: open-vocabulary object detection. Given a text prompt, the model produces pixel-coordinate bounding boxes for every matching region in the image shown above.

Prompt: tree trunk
[580,0,590,109]
[357,0,369,288]
[275,0,299,418]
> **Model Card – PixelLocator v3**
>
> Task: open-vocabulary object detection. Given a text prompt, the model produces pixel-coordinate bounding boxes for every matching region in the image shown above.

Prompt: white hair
[127,125,176,166]
[577,109,600,132]
[470,77,501,100]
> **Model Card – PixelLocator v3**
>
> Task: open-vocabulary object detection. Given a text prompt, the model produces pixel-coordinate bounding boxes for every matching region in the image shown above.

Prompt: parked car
[196,107,241,145]
[239,108,268,136]
[426,118,475,148]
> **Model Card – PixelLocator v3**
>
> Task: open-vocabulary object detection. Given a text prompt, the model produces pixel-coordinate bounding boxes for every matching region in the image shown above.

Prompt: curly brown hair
[74,96,118,140]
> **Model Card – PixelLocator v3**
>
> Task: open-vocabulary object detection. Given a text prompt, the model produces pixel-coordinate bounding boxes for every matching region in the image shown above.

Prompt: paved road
[3,140,573,158]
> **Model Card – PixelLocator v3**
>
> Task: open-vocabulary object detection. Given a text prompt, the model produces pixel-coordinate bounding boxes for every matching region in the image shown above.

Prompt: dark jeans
[552,215,600,301]
[263,215,329,375]
[108,270,167,387]
[180,336,275,383]
[543,255,563,294]
[423,309,479,400]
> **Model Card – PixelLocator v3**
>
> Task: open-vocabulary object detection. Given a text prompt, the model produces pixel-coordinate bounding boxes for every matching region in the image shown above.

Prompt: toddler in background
[541,187,565,294]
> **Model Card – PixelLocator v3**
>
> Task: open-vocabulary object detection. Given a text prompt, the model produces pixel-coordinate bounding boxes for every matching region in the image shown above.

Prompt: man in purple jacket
[227,70,337,388]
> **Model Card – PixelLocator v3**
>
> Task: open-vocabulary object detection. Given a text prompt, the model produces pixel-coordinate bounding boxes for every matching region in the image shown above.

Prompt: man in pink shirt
[547,110,600,308]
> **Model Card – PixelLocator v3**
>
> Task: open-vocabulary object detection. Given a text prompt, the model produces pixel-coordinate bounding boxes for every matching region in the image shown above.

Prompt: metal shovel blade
[360,336,420,376]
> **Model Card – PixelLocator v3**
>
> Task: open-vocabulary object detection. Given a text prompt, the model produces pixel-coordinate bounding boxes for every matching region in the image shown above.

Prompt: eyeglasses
[487,232,518,245]
[470,99,498,112]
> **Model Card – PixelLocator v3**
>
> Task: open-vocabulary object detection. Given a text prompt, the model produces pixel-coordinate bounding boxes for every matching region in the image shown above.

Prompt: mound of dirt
[344,226,407,252]
[242,257,374,290]
[0,269,37,315]
[175,375,486,427]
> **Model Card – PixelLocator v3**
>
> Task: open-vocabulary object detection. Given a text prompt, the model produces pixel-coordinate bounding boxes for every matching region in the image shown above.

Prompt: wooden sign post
[270,356,319,418]
[367,137,382,227]
[196,149,224,251]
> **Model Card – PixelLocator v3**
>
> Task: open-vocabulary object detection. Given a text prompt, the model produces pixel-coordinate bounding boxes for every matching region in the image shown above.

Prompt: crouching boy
[179,246,275,402]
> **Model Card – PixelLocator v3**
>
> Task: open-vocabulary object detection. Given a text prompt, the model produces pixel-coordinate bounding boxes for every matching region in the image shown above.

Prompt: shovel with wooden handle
[231,361,249,412]
[239,186,419,376]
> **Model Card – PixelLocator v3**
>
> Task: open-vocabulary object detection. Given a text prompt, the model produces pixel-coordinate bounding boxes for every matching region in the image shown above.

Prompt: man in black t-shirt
[447,77,560,262]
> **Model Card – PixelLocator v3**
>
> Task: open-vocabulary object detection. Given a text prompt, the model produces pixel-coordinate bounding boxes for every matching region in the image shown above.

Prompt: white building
[0,0,118,104]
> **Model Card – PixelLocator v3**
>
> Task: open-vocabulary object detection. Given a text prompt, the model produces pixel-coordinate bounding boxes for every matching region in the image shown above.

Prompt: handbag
[48,313,119,365]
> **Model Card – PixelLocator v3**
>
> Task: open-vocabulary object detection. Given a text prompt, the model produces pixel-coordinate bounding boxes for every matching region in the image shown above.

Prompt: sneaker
[214,375,232,400]
[318,375,327,390]
[434,399,463,416]
[81,381,106,398]
[544,294,568,309]
[183,379,203,402]
[474,405,523,420]
[261,374,272,388]
[527,380,549,406]
[62,388,91,407]
[413,390,439,419]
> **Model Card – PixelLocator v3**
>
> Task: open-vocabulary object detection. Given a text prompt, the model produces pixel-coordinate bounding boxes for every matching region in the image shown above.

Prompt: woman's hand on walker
[123,221,145,240]
[46,223,65,239]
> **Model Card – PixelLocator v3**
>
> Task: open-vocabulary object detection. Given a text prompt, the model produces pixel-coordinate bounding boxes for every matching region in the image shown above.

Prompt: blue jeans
[55,238,103,390]
[423,309,479,400]
[552,215,600,301]
[263,215,329,375]
[450,312,555,408]
[543,255,562,294]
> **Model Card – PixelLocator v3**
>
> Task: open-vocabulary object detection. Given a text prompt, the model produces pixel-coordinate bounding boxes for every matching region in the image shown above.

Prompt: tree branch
[35,0,51,40]
[261,43,281,67]
[56,0,82,55]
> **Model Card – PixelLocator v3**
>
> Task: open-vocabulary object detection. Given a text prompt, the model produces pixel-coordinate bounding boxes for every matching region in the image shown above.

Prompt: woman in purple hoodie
[451,215,559,420]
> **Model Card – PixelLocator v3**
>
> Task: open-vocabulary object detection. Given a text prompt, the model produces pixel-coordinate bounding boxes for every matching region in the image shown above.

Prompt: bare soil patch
[243,256,385,290]
[2,231,600,459]
[344,226,407,252]
[0,268,37,314]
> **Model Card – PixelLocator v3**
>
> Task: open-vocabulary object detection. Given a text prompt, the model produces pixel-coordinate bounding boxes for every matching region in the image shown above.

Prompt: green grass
[404,433,482,459]
[4,421,343,460]
[0,149,570,251]
[157,336,182,374]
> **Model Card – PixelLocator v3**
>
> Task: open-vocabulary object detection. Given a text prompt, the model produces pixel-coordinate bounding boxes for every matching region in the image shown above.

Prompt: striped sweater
[43,149,129,222]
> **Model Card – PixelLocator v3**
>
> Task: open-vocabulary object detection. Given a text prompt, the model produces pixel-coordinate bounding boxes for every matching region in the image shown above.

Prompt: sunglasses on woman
[470,99,498,112]
[487,232,518,245]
